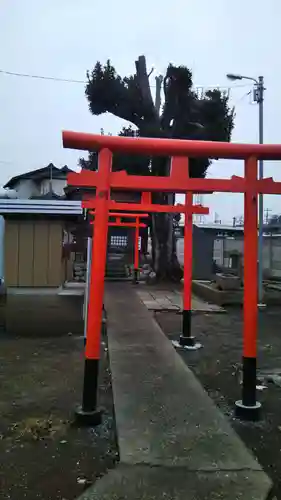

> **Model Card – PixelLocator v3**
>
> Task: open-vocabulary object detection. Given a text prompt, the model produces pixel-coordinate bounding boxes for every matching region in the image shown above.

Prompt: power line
[0,68,252,91]
[0,69,86,84]
[233,90,252,106]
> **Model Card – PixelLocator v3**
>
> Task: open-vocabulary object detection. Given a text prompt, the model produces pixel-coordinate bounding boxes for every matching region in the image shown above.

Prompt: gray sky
[0,0,280,223]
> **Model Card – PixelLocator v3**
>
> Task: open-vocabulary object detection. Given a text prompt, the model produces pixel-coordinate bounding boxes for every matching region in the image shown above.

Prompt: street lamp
[227,73,265,305]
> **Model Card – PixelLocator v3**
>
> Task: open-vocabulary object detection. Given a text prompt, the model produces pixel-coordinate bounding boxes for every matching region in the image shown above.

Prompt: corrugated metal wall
[4,220,66,287]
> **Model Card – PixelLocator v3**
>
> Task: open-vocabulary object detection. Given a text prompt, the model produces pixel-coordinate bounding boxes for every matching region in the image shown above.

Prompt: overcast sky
[0,0,280,223]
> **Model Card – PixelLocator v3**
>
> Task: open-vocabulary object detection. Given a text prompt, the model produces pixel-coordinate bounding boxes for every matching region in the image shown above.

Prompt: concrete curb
[78,464,274,500]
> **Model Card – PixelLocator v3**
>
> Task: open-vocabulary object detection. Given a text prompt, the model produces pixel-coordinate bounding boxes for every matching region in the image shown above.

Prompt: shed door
[5,220,64,287]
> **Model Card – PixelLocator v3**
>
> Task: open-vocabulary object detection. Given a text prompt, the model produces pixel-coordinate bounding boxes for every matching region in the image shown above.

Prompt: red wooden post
[235,156,261,420]
[134,219,140,270]
[171,158,202,350]
[183,192,193,313]
[177,192,201,349]
[76,148,112,426]
[133,219,140,283]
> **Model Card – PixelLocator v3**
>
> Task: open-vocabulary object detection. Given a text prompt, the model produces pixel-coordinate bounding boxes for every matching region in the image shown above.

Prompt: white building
[3,164,72,199]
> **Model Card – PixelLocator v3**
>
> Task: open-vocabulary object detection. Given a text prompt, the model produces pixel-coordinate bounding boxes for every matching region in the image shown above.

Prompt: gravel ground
[0,333,118,500]
[155,308,281,498]
[2,307,281,498]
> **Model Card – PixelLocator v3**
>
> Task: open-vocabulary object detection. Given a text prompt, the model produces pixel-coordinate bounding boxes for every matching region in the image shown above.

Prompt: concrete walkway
[78,283,272,499]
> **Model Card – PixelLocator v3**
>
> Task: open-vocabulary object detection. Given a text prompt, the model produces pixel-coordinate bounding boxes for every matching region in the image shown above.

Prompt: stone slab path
[136,287,225,313]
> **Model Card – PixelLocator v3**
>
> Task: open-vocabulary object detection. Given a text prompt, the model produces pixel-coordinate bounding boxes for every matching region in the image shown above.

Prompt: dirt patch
[155,308,281,497]
[0,333,118,500]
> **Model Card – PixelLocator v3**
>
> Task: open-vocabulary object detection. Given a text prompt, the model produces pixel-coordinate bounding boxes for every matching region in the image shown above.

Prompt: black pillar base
[173,335,202,350]
[242,356,257,406]
[74,406,103,426]
[179,334,195,347]
[171,310,202,350]
[182,309,192,338]
[235,356,261,421]
[75,358,102,427]
[234,400,261,421]
[133,268,139,284]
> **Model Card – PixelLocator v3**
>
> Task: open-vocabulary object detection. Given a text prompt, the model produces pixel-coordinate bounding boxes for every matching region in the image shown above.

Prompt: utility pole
[256,76,265,305]
[49,163,53,194]
[227,73,265,305]
[264,208,272,225]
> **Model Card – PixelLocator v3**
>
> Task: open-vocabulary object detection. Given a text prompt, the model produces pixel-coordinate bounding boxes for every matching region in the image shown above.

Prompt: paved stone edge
[76,463,274,500]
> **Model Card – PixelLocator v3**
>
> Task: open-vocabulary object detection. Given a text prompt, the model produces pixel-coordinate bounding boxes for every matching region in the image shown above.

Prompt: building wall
[176,225,215,280]
[0,216,4,279]
[40,179,66,196]
[193,226,215,280]
[11,178,66,198]
[4,219,66,287]
[213,234,281,278]
[213,237,244,266]
[15,179,39,198]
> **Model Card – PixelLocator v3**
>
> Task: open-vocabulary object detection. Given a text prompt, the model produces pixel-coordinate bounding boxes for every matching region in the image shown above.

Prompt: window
[110,235,128,247]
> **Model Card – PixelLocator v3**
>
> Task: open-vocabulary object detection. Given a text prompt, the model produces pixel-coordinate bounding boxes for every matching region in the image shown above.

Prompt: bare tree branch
[135,55,160,125]
[155,75,163,115]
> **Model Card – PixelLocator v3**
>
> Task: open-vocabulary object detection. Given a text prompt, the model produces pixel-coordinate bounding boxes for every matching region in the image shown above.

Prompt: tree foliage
[79,125,150,175]
[81,57,234,180]
[267,214,281,229]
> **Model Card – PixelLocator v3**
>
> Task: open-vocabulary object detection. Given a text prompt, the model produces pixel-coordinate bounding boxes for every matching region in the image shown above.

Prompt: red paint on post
[184,192,193,311]
[134,220,140,271]
[86,148,111,360]
[243,157,258,358]
[172,156,193,312]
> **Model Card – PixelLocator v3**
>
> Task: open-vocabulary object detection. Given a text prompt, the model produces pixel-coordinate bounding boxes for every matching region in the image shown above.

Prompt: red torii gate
[78,186,207,426]
[68,160,208,426]
[63,130,281,423]
[89,211,149,283]
[87,197,208,343]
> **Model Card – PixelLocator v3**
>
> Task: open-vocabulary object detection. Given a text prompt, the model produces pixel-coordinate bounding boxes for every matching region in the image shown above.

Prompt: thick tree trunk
[135,55,182,282]
[140,226,148,255]
[151,212,183,282]
[149,159,183,282]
